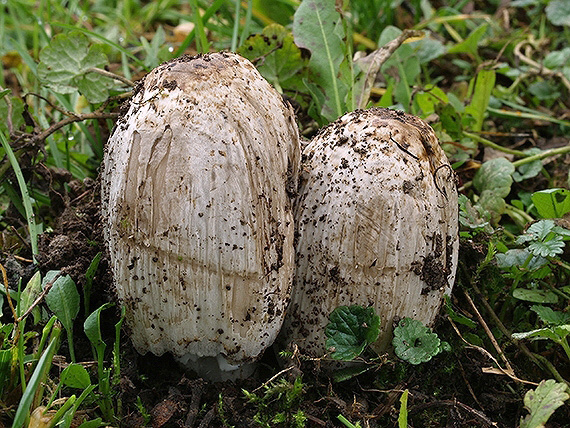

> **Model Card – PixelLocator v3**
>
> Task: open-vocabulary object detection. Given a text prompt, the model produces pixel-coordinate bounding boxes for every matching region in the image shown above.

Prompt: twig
[33,112,119,144]
[512,145,570,168]
[514,39,570,92]
[356,29,424,109]
[87,67,136,87]
[252,366,295,393]
[0,262,18,321]
[408,399,498,427]
[16,272,62,322]
[1,86,15,135]
[462,288,513,372]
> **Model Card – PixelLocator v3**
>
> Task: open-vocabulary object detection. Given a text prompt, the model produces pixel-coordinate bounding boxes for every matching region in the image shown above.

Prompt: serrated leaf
[520,379,569,428]
[38,31,113,103]
[238,24,307,92]
[496,249,547,270]
[545,0,570,27]
[528,237,564,258]
[512,289,558,304]
[530,305,570,326]
[392,318,441,365]
[532,189,570,219]
[61,363,91,389]
[325,305,380,361]
[520,220,557,242]
[473,157,514,197]
[293,0,347,121]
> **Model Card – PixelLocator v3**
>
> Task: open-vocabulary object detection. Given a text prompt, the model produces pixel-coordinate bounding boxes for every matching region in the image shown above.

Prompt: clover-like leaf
[325,305,380,361]
[38,31,114,103]
[520,379,569,428]
[392,318,442,365]
[473,157,515,197]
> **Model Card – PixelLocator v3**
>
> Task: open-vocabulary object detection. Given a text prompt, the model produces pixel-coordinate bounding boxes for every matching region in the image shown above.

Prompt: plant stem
[512,145,570,168]
[462,131,528,157]
[0,131,38,262]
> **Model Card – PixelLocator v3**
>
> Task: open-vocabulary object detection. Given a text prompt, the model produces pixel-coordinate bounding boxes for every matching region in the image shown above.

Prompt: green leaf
[532,189,570,219]
[544,48,570,69]
[520,380,569,428]
[528,237,564,258]
[530,305,570,326]
[518,220,557,243]
[513,148,543,182]
[85,302,114,353]
[398,389,409,428]
[45,273,80,333]
[61,363,91,389]
[495,249,547,270]
[77,417,104,428]
[325,306,380,361]
[45,272,80,362]
[293,0,347,121]
[512,289,559,304]
[18,271,42,322]
[444,295,477,329]
[38,31,114,103]
[12,337,59,428]
[392,318,442,365]
[238,24,308,92]
[545,0,570,27]
[465,69,496,131]
[447,23,489,58]
[473,157,514,197]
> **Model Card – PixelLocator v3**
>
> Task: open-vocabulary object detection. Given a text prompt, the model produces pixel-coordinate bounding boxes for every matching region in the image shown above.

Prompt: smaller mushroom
[281,108,459,358]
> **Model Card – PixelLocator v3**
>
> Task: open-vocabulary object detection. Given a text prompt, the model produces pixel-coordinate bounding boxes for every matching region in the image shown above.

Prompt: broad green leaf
[392,318,441,365]
[85,302,114,353]
[238,24,308,93]
[447,24,489,58]
[473,157,514,197]
[532,189,570,219]
[45,272,80,361]
[528,80,561,101]
[512,289,558,304]
[465,69,496,131]
[530,305,570,326]
[45,273,80,332]
[520,380,569,428]
[38,31,114,103]
[84,252,102,316]
[293,0,347,121]
[325,305,380,361]
[61,363,91,389]
[545,0,570,27]
[332,364,372,383]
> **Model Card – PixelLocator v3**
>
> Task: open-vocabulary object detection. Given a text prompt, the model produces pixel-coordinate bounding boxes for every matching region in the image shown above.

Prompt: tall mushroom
[281,108,458,357]
[102,53,300,379]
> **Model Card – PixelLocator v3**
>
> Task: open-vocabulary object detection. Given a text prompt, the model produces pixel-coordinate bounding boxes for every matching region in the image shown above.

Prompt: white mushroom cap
[282,108,459,357]
[102,53,300,377]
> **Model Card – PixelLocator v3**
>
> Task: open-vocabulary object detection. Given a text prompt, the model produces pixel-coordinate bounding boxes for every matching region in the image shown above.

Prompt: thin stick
[462,288,513,372]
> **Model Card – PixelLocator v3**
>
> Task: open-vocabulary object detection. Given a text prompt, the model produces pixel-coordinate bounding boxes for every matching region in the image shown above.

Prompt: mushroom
[101,53,300,379]
[281,108,458,357]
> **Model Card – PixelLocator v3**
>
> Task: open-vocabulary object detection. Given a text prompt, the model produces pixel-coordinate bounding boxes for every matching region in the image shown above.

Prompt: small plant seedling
[325,305,380,360]
[392,318,449,365]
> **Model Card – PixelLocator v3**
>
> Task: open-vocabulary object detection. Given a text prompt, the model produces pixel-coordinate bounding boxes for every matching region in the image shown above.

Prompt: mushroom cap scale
[102,53,300,369]
[282,108,459,356]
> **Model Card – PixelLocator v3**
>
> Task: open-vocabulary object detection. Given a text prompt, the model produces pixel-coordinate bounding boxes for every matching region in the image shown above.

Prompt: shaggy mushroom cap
[102,53,300,377]
[281,108,459,357]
